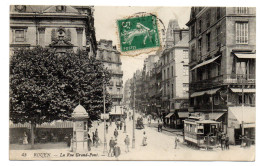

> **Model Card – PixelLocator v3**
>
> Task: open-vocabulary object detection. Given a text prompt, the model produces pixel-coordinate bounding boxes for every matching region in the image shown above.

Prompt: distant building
[96,39,123,106]
[123,79,131,107]
[10,5,97,56]
[186,7,256,144]
[165,19,181,48]
[161,19,189,128]
[142,54,159,114]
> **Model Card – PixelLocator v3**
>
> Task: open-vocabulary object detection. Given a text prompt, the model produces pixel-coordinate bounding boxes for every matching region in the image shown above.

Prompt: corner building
[186,7,255,144]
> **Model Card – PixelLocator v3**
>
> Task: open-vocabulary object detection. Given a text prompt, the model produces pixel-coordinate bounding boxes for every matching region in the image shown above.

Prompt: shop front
[109,105,124,122]
[227,106,255,145]
[9,121,73,144]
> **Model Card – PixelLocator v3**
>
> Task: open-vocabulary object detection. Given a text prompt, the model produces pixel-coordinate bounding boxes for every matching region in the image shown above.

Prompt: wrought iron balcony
[111,94,123,99]
[190,74,255,91]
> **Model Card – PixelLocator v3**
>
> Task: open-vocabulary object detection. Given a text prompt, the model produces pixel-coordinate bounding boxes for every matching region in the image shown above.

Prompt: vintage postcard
[9,5,256,161]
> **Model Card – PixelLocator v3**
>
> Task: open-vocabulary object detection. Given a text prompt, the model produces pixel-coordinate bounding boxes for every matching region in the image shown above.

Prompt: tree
[10,47,112,148]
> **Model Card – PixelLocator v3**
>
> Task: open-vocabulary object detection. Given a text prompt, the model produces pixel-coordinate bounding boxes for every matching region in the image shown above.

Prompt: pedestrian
[23,132,28,145]
[95,128,98,137]
[114,139,121,159]
[109,119,112,126]
[114,128,118,139]
[225,136,229,150]
[87,135,92,151]
[124,135,130,152]
[221,134,226,150]
[108,137,115,157]
[142,131,147,146]
[116,121,120,130]
[95,134,99,148]
[92,132,96,147]
[106,124,108,134]
[174,135,179,149]
[120,121,122,130]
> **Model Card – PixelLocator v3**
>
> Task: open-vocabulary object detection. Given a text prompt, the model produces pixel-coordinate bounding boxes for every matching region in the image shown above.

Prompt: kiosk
[71,104,89,152]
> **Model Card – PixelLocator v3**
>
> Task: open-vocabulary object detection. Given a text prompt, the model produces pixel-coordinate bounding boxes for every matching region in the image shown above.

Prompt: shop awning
[209,112,225,120]
[234,53,256,59]
[110,106,124,115]
[178,112,189,118]
[165,113,174,118]
[190,88,221,97]
[191,55,221,71]
[197,120,221,124]
[231,88,256,93]
[229,107,255,127]
[9,120,73,129]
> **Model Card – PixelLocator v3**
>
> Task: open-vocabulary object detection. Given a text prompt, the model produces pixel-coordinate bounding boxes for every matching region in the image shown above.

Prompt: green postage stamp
[117,14,160,54]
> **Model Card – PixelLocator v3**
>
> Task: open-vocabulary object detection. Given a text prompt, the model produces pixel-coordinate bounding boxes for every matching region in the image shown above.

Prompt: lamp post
[102,73,107,155]
[124,108,127,133]
[132,74,136,148]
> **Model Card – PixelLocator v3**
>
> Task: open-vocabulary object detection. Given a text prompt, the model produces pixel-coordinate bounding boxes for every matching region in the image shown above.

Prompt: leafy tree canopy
[10,47,112,126]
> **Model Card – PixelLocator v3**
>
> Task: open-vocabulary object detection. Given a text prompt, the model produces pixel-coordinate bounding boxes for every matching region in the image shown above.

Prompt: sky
[94,6,191,83]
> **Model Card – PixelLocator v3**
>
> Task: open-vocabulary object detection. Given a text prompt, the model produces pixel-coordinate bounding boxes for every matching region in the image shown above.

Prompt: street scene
[9,5,256,161]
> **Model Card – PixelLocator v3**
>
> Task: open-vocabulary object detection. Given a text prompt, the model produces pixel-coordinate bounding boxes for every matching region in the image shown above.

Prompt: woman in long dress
[142,131,147,146]
[23,132,28,145]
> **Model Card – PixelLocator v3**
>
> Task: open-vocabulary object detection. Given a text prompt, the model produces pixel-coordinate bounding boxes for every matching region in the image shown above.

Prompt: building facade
[9,5,97,144]
[96,39,123,106]
[186,7,256,144]
[161,20,190,128]
[10,5,97,56]
[123,79,131,107]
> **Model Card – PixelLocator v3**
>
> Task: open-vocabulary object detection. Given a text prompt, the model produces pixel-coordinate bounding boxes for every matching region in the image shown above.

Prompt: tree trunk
[31,122,35,149]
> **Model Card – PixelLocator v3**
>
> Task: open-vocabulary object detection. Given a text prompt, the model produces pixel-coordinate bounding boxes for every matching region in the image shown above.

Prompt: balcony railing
[111,94,123,99]
[110,70,123,75]
[190,74,255,91]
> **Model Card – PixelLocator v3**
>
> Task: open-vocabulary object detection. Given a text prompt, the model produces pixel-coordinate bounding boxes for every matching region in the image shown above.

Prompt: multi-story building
[143,54,159,114]
[123,79,131,107]
[10,5,97,56]
[9,5,97,143]
[186,7,255,144]
[96,39,123,106]
[130,70,143,111]
[161,19,190,128]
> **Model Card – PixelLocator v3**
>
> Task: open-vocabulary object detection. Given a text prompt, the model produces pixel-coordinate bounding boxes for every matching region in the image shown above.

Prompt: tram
[183,115,220,149]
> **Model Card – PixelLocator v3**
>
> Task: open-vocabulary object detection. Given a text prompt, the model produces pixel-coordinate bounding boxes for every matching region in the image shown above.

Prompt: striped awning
[231,88,255,93]
[234,53,256,59]
[178,112,189,118]
[191,55,221,71]
[9,120,73,129]
[165,113,174,118]
[190,88,220,98]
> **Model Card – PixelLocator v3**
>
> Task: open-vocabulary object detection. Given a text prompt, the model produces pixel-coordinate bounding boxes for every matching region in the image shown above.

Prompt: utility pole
[102,73,107,155]
[241,76,244,137]
[132,74,136,148]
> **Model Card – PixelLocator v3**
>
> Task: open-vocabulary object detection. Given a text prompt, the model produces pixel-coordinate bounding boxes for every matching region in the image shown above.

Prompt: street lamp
[124,108,127,133]
[132,74,136,148]
[102,73,107,155]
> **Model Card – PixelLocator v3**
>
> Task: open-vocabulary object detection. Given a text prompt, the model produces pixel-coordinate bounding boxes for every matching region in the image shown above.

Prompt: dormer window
[56,6,66,12]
